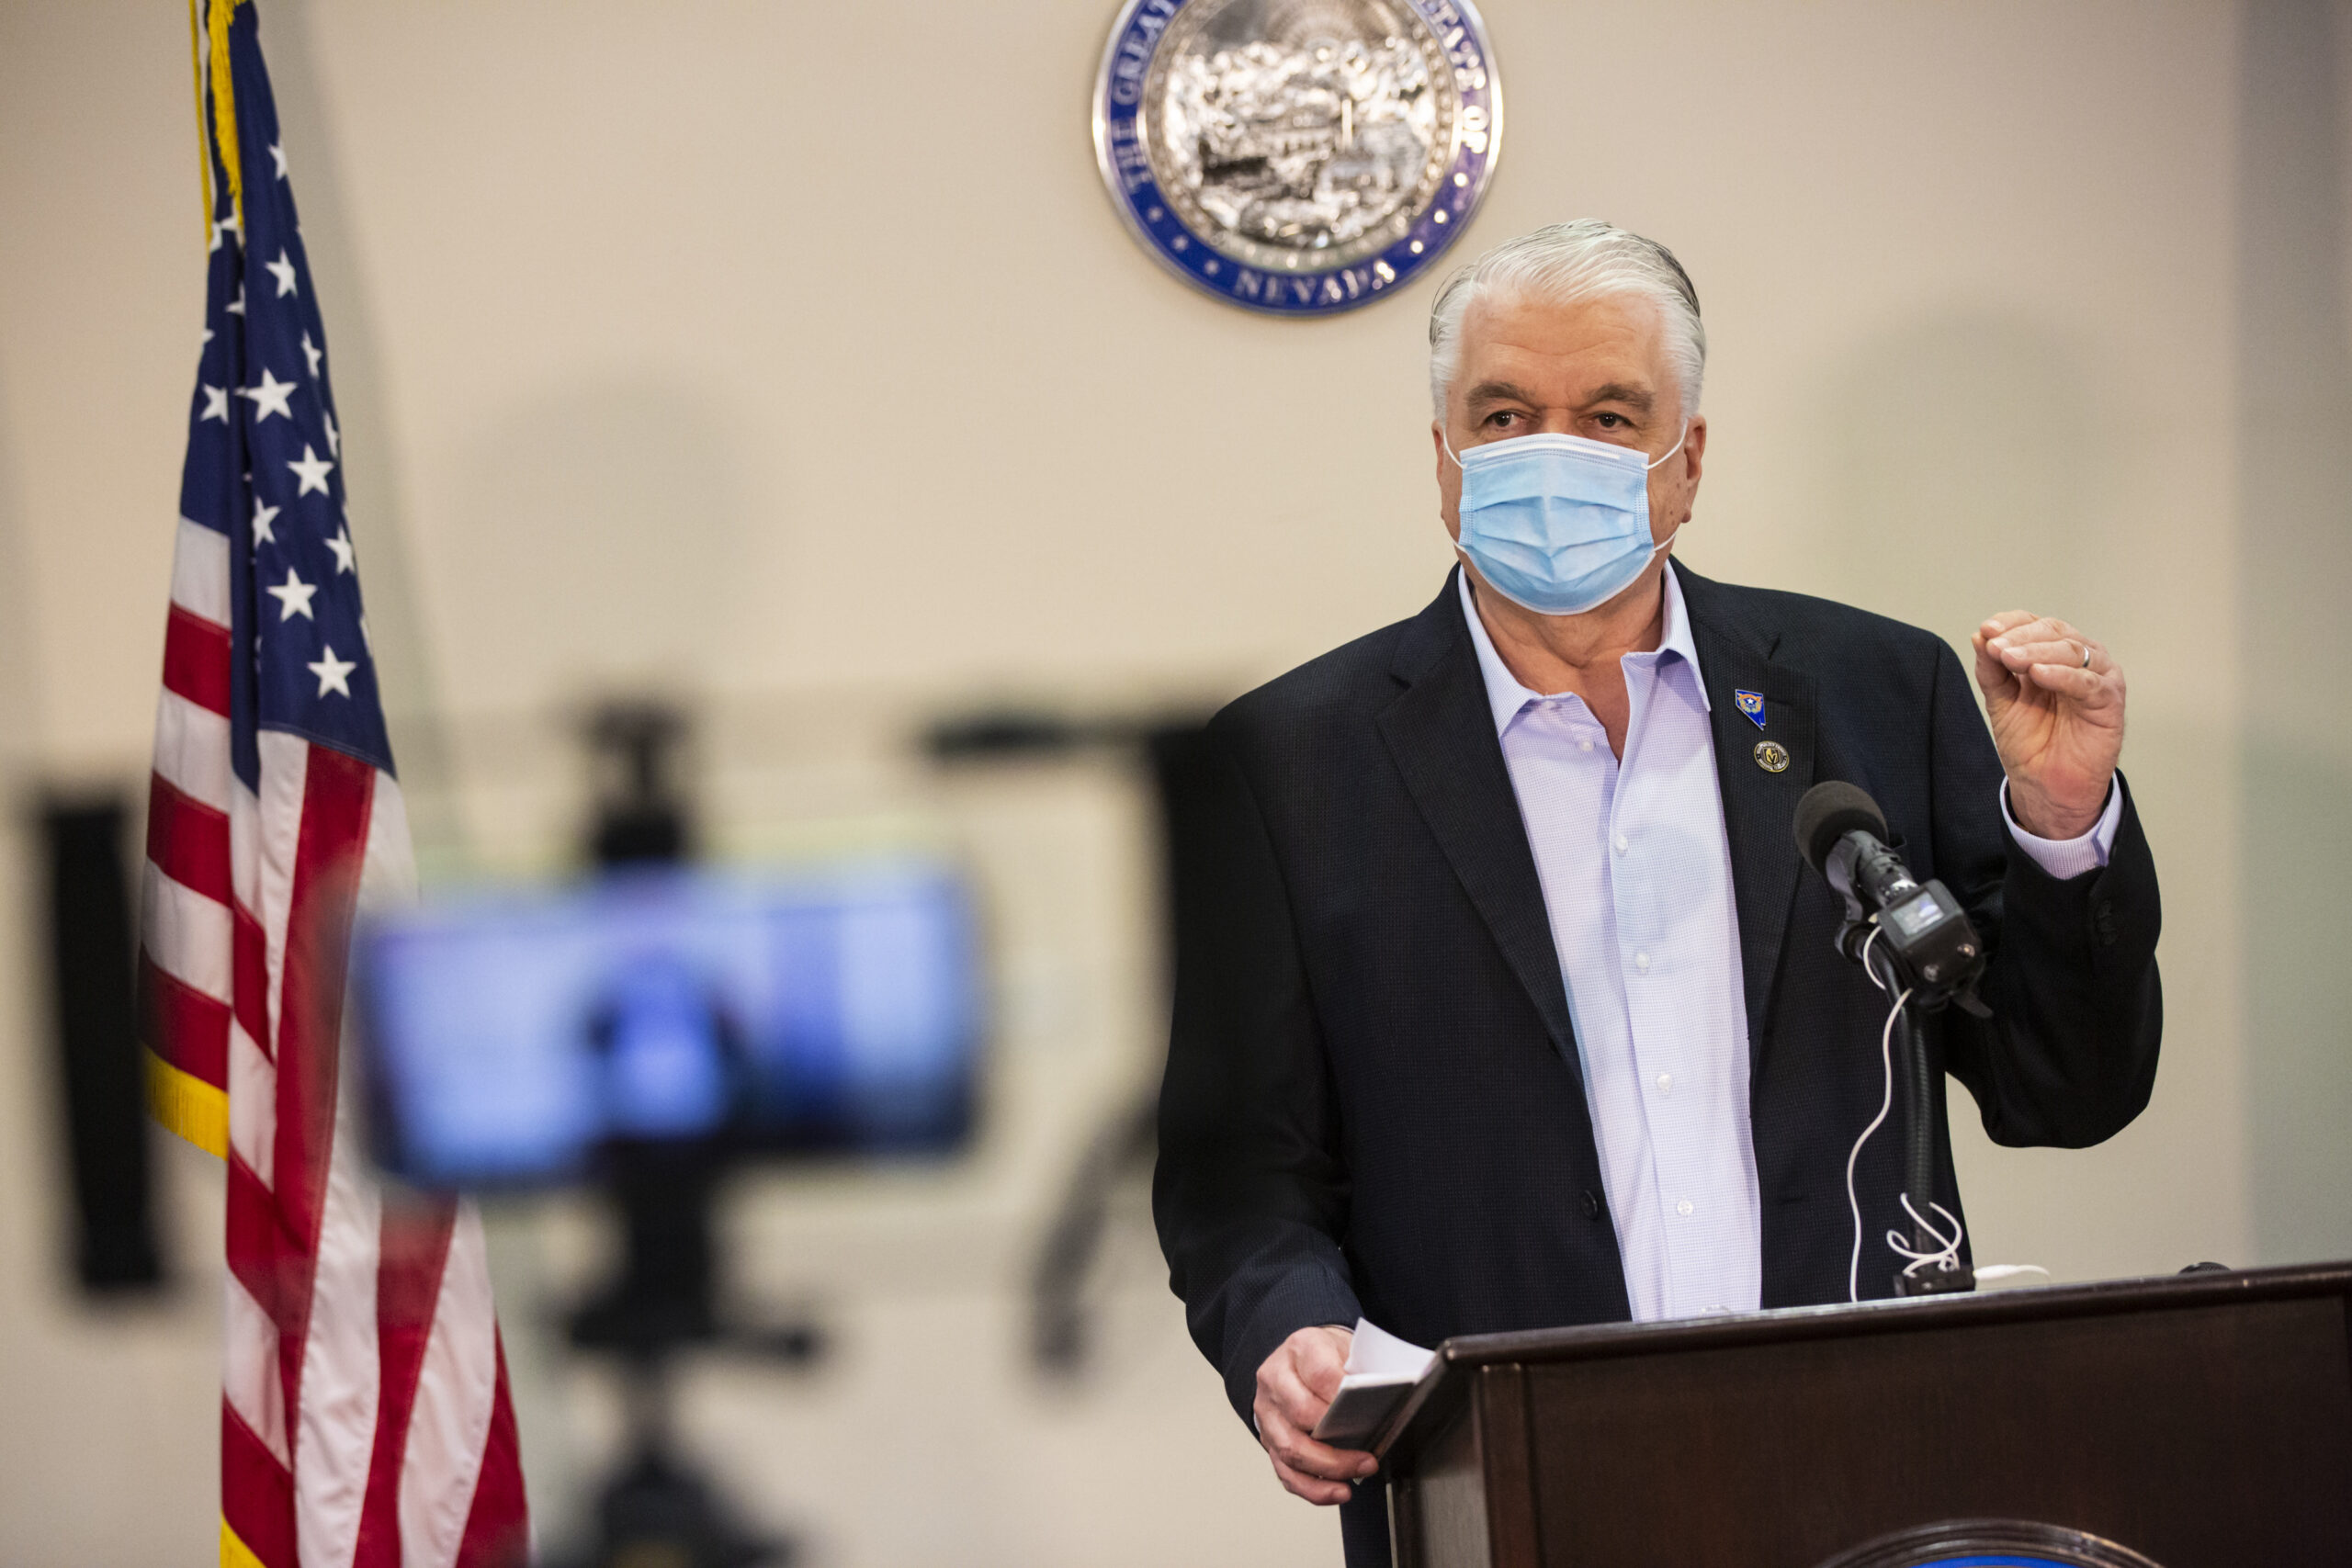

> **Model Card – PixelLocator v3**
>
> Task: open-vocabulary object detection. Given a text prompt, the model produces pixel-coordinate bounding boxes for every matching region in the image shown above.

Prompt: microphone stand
[1803,791,1990,1300]
[1860,937,1975,1298]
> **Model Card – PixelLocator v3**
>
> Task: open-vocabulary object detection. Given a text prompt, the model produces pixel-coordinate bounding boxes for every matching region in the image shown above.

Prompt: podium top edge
[1370,1261,2352,1460]
[1430,1261,2352,1368]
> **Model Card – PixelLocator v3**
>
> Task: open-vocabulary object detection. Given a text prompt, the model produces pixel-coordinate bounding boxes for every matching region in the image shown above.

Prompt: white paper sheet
[1342,1317,1435,1382]
[1311,1318,1436,1448]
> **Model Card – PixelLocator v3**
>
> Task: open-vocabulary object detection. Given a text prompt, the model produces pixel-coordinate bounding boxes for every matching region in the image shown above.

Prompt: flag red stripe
[146,771,232,906]
[140,952,230,1088]
[226,1149,304,1332]
[222,1397,299,1568]
[235,899,271,1063]
[230,1141,318,1454]
[163,603,232,717]
[453,1333,530,1568]
[352,1201,458,1568]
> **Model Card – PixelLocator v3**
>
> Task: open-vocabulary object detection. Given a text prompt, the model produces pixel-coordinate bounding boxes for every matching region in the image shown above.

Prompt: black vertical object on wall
[39,798,164,1292]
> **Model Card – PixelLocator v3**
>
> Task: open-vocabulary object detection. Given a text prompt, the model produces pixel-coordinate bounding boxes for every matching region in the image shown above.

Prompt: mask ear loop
[1639,421,1691,557]
[1636,423,1693,557]
[1645,419,1690,471]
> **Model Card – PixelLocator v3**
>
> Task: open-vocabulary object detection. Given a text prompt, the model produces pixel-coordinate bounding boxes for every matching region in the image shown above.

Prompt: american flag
[143,5,528,1564]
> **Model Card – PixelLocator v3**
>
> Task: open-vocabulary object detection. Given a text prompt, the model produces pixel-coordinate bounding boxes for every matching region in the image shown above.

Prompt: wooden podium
[1372,1262,2352,1568]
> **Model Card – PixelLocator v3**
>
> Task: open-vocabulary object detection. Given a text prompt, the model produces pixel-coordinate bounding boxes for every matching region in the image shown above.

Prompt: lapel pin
[1753,739,1791,773]
[1735,689,1767,730]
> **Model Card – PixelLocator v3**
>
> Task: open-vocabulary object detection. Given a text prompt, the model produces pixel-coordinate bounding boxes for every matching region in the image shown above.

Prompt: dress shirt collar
[1456,559,1712,738]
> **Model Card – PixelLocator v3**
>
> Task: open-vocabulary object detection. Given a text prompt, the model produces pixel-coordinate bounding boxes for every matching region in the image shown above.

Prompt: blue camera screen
[355,865,980,1187]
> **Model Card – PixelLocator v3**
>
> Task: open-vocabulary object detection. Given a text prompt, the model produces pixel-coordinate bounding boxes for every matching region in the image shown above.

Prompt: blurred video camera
[353,863,981,1190]
[343,700,987,1567]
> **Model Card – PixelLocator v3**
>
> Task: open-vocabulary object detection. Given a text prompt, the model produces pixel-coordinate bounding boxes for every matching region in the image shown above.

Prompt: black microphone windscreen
[1792,781,1888,875]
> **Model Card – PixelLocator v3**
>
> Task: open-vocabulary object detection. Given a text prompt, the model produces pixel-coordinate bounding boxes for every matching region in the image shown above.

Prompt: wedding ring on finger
[2075,640,2091,669]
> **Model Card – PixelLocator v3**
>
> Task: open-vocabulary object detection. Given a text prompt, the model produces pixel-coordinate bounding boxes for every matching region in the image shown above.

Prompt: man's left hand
[1973,610,2126,840]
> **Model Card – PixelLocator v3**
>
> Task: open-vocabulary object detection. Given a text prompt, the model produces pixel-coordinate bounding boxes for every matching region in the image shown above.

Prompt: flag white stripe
[140,862,232,1001]
[294,1084,384,1568]
[153,689,235,814]
[356,774,417,913]
[227,1018,276,1189]
[255,730,309,1061]
[171,516,232,626]
[223,1268,290,1466]
[290,765,415,1568]
[397,1205,501,1568]
[231,780,261,919]
[367,769,503,1567]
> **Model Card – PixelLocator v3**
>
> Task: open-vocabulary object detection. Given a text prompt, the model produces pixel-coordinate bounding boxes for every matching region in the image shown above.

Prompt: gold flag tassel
[153,0,246,1159]
[188,0,248,237]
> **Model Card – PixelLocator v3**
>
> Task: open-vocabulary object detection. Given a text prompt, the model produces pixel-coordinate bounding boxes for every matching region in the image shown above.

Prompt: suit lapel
[1677,568,1818,1047]
[1376,575,1581,1077]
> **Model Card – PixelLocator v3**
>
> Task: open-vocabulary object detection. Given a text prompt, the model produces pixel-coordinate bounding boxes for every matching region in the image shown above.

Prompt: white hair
[1428,220,1708,419]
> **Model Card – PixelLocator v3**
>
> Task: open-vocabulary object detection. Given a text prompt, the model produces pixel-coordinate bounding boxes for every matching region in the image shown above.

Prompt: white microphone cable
[1888,1192,1965,1281]
[1847,927,1908,1303]
[1845,928,2052,1299]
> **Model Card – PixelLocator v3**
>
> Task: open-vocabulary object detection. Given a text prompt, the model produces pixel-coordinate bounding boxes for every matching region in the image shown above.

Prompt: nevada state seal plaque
[1091,0,1503,316]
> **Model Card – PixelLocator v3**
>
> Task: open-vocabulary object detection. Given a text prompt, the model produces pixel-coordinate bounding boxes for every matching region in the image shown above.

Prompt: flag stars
[325,527,356,574]
[252,499,281,544]
[264,249,299,298]
[209,212,242,253]
[288,445,334,496]
[200,384,230,423]
[227,284,246,315]
[269,142,288,180]
[322,407,340,457]
[307,645,357,699]
[300,331,323,378]
[241,367,298,423]
[265,567,318,622]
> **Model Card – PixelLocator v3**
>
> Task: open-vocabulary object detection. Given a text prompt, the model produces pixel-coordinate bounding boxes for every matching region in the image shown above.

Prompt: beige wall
[2241,0,2352,1270]
[0,1,2338,1562]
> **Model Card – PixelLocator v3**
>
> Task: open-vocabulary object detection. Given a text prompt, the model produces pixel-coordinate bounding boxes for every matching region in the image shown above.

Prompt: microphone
[1792,782,1986,1005]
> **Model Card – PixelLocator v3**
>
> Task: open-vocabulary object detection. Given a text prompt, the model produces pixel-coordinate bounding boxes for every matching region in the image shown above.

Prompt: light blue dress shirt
[1457,564,2120,1322]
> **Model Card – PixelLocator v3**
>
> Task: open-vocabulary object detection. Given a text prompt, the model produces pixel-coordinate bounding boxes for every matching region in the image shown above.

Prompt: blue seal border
[1091,0,1504,318]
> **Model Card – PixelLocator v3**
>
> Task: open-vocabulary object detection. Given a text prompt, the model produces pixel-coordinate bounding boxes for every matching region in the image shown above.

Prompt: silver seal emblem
[1092,0,1503,316]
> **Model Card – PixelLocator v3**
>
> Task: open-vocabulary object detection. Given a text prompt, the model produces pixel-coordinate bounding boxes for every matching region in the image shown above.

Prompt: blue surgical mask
[1446,424,1687,616]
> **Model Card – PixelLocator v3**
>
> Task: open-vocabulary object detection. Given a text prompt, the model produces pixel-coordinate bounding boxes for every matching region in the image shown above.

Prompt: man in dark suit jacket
[1152,221,2161,1568]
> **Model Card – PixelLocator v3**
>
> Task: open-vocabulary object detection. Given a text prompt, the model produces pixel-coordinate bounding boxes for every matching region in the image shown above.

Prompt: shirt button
[1655,1072,1673,1095]
[1677,1199,1694,1217]
[1634,952,1651,972]
[1612,832,1629,855]
[1578,739,1594,752]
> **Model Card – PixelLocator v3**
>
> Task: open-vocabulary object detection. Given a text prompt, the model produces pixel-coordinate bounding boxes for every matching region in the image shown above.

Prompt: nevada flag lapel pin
[1735,689,1768,730]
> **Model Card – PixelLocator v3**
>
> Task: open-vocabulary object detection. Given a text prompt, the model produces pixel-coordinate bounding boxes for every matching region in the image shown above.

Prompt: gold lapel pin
[1753,740,1791,773]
